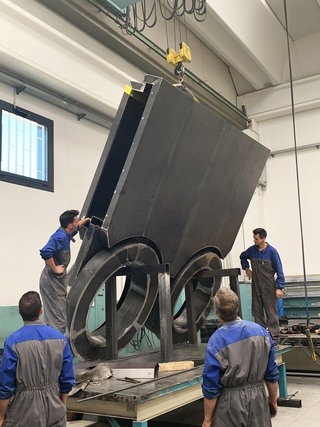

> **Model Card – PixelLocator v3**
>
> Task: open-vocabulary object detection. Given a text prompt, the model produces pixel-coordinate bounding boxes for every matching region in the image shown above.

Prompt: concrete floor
[67,376,320,426]
[272,376,320,427]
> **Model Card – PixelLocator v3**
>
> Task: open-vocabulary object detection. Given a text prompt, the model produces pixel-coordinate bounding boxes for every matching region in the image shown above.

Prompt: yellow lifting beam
[166,42,191,68]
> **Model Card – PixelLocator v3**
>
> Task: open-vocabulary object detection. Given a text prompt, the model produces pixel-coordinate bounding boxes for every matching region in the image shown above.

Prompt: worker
[39,209,90,333]
[0,291,75,427]
[202,288,279,427]
[240,227,285,346]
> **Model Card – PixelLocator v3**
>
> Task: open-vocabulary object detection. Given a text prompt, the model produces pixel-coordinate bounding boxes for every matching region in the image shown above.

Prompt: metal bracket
[277,397,302,408]
[77,113,86,121]
[16,86,26,95]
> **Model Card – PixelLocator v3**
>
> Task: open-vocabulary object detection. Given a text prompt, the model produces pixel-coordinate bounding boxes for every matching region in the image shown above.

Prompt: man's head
[253,227,267,246]
[59,209,79,232]
[214,288,239,322]
[19,291,42,321]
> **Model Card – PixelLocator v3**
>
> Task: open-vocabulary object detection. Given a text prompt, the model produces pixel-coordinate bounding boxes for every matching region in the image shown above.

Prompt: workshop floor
[67,376,320,427]
[272,376,320,427]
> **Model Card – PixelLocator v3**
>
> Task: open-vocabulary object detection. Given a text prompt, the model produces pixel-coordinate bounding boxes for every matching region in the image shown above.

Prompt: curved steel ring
[146,250,222,343]
[67,241,160,361]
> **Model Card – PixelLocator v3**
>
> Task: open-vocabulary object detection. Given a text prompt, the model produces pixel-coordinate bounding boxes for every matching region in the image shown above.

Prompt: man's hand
[203,396,216,427]
[266,381,278,419]
[54,265,65,274]
[275,289,282,299]
[267,396,278,418]
[45,258,64,275]
[78,217,91,228]
[0,398,10,426]
[245,268,252,280]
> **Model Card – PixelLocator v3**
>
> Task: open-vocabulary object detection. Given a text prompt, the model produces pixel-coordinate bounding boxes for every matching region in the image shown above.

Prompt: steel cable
[283,0,309,325]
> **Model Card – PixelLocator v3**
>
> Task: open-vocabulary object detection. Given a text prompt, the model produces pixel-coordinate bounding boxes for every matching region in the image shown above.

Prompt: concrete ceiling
[266,0,320,41]
[4,0,319,116]
[202,0,320,95]
[37,0,320,97]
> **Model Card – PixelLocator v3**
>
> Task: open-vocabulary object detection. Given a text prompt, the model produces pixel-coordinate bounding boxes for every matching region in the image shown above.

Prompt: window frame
[0,99,54,192]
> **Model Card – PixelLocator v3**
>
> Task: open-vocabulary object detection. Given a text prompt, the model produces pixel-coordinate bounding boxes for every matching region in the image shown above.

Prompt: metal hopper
[67,75,270,361]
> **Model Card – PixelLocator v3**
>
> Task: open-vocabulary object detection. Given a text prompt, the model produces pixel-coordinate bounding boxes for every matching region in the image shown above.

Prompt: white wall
[3,0,319,307]
[0,0,145,118]
[0,81,108,305]
[229,84,320,280]
[0,0,241,309]
[259,108,320,277]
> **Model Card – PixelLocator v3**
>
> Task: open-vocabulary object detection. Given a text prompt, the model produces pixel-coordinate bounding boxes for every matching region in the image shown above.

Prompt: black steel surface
[194,268,241,278]
[78,75,269,277]
[158,272,173,363]
[105,276,117,360]
[68,75,270,360]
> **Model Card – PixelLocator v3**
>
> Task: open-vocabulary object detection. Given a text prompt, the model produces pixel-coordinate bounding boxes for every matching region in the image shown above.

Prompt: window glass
[0,100,53,191]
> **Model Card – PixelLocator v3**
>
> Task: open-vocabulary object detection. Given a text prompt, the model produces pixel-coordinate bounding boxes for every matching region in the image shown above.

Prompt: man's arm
[78,217,91,228]
[45,258,64,274]
[271,248,285,292]
[59,340,75,400]
[60,393,68,406]
[264,336,279,418]
[0,399,10,427]
[245,267,252,280]
[266,381,278,418]
[240,248,252,279]
[40,233,64,273]
[202,397,218,427]
[202,338,223,427]
[0,341,17,426]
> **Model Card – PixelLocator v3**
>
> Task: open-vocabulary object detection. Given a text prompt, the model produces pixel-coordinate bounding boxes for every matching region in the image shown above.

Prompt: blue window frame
[0,100,53,191]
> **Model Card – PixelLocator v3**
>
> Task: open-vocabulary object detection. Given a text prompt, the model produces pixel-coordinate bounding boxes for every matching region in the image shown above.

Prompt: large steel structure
[66,75,270,361]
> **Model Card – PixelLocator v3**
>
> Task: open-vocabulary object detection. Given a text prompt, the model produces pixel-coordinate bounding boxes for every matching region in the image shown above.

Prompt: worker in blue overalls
[240,227,285,346]
[39,210,90,334]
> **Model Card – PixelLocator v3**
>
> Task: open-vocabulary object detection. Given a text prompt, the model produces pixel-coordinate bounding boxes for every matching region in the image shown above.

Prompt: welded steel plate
[68,76,270,359]
[80,76,269,276]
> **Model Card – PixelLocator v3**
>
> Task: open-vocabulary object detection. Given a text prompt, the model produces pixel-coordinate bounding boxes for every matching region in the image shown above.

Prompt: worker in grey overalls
[39,209,90,334]
[240,227,285,346]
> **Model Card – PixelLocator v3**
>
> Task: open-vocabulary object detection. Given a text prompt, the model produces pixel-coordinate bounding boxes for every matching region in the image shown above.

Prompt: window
[0,100,53,191]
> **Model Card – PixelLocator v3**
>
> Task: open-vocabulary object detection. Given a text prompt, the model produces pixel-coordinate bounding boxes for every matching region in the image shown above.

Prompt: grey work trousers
[251,258,279,345]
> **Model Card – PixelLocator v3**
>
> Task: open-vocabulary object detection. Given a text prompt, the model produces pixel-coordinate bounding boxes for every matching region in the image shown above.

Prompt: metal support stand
[105,276,118,360]
[133,421,148,427]
[158,265,173,362]
[185,279,198,344]
[115,263,173,363]
[278,362,288,398]
[275,349,302,408]
[194,268,242,317]
[277,364,302,408]
[229,274,242,318]
[106,417,121,427]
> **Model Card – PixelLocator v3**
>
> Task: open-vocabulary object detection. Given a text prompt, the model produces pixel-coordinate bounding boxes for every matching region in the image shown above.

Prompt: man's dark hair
[214,288,239,322]
[19,291,42,321]
[59,209,79,229]
[253,227,267,239]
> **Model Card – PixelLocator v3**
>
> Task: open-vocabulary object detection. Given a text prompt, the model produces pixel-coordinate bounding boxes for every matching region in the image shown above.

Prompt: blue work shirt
[240,243,285,289]
[40,227,77,261]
